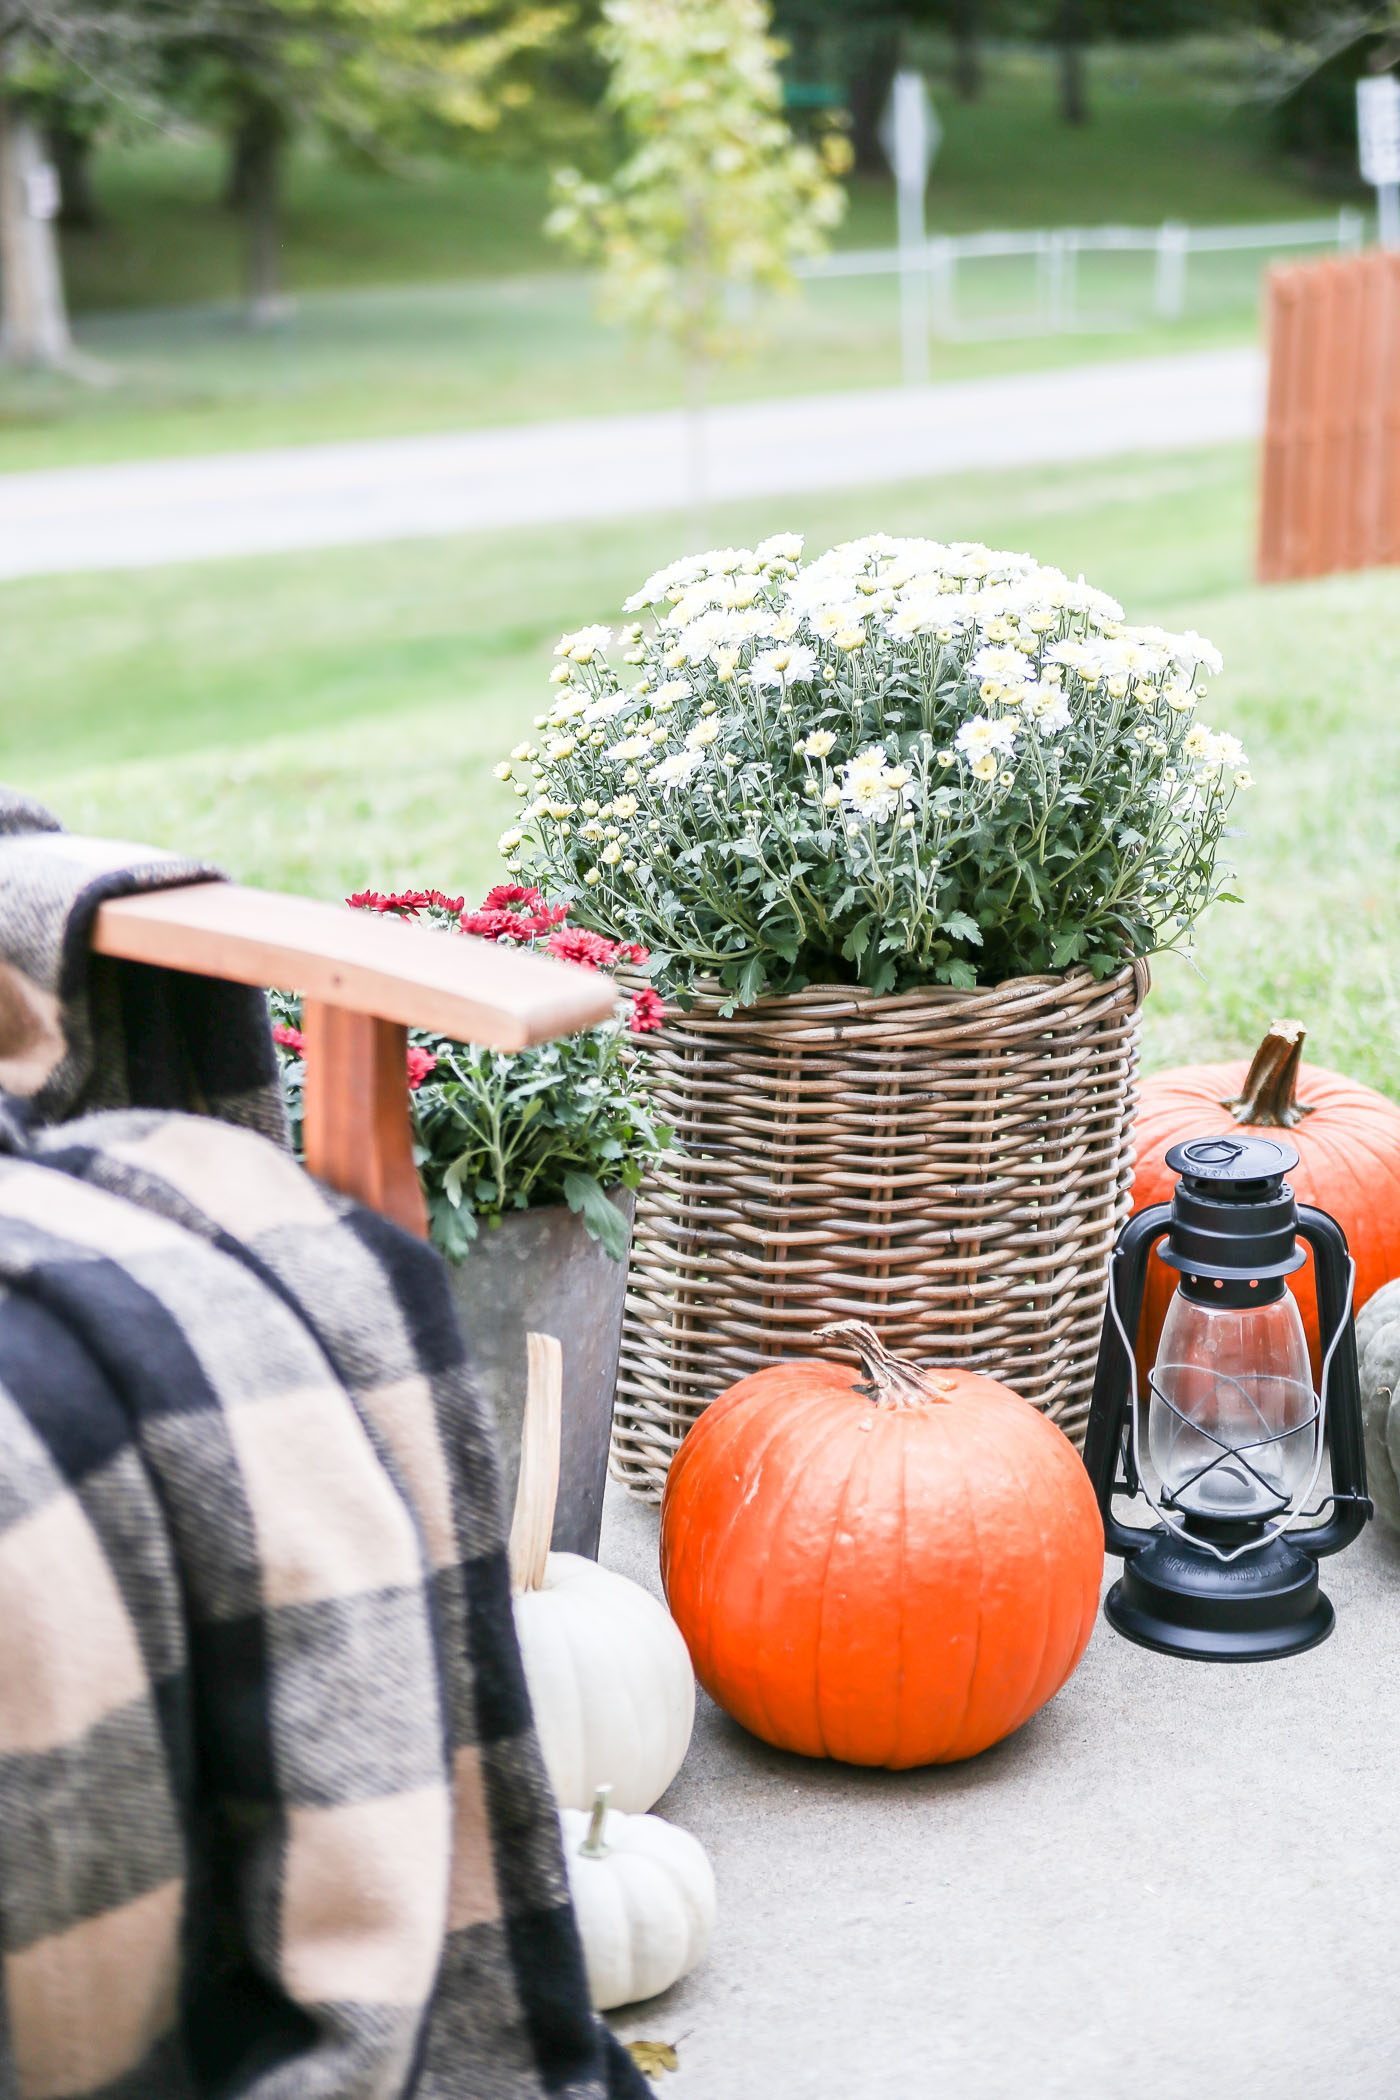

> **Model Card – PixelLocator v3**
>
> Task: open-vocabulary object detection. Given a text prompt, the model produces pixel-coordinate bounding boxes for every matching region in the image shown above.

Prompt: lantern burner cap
[1165,1134,1299,1199]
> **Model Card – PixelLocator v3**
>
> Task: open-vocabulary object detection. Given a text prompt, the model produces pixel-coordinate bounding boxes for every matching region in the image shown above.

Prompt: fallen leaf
[626,2040,679,2077]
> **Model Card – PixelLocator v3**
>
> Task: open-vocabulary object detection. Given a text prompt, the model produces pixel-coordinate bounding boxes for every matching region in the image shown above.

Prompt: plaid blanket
[0,789,286,1145]
[0,1106,645,2099]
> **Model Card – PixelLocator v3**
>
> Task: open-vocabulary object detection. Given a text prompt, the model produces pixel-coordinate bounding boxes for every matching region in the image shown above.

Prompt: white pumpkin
[561,1786,716,2010]
[1357,1276,1400,1533]
[510,1335,695,1813]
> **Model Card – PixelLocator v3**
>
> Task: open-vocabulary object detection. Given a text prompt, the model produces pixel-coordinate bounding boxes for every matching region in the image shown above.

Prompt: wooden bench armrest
[92,882,618,1237]
[93,883,616,1047]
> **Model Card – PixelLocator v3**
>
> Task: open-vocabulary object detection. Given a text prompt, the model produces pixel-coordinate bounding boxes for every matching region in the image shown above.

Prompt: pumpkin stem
[815,1321,956,1409]
[1222,1019,1316,1130]
[508,1332,563,1595]
[579,1784,612,1858]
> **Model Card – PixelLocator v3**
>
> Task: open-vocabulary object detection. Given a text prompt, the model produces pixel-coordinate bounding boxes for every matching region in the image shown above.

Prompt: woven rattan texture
[612,965,1143,1499]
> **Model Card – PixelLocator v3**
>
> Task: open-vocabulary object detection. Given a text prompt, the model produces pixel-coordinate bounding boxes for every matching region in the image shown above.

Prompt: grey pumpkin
[1357,1277,1400,1534]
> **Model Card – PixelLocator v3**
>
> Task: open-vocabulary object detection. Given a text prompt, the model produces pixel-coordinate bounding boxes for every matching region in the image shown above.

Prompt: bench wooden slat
[93,882,616,1048]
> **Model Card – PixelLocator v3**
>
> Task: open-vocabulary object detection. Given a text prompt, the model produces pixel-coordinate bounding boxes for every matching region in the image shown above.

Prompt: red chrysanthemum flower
[347,889,429,918]
[526,901,571,932]
[482,883,546,915]
[628,988,665,1035]
[461,908,535,943]
[405,1046,439,1091]
[422,891,465,916]
[615,941,652,967]
[272,1023,305,1055]
[548,927,620,972]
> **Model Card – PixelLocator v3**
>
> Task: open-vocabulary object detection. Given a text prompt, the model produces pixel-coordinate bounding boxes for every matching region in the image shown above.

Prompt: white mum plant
[498,533,1249,1005]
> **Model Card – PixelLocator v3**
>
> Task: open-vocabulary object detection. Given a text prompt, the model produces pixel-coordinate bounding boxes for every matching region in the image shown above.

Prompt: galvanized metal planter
[446,1189,635,1559]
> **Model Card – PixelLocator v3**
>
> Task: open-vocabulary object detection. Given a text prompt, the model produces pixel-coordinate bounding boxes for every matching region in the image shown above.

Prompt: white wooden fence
[796,211,1365,346]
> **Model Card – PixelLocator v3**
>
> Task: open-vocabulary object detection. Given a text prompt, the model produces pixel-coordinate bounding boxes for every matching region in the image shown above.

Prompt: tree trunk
[48,118,100,232]
[950,0,982,102]
[235,100,287,325]
[0,94,72,369]
[1055,0,1090,127]
[845,26,901,177]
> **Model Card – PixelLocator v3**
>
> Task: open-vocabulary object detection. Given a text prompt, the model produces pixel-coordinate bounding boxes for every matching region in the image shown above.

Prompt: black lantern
[1083,1133,1371,1662]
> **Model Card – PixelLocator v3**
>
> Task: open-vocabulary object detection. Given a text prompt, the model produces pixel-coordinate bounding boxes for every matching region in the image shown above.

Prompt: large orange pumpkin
[659,1323,1103,1768]
[1131,1021,1400,1384]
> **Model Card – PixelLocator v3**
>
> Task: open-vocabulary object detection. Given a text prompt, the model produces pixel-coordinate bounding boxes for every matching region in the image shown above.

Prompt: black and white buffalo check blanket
[0,790,645,2099]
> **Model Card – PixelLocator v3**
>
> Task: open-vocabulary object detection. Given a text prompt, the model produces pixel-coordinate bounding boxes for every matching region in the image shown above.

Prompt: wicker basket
[611,962,1145,1499]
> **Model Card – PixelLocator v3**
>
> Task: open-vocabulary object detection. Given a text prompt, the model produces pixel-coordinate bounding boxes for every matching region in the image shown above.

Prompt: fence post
[1153,221,1188,321]
[928,235,955,339]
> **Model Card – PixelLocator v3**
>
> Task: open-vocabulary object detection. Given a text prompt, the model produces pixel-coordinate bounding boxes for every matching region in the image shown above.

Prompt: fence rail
[797,212,1366,348]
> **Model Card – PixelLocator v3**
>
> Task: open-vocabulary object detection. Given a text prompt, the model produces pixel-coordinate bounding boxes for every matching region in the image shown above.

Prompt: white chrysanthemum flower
[750,644,818,688]
[623,555,706,612]
[1045,639,1103,683]
[493,761,512,781]
[609,793,639,819]
[583,867,602,885]
[801,729,837,758]
[651,748,707,792]
[497,828,522,852]
[970,753,998,782]
[685,718,723,750]
[581,690,630,726]
[653,678,693,705]
[1028,690,1072,735]
[1203,730,1246,770]
[885,593,975,641]
[555,624,612,662]
[1234,769,1254,788]
[1173,629,1224,677]
[757,532,804,562]
[606,735,653,763]
[549,664,573,685]
[601,842,622,866]
[955,715,1020,763]
[548,692,591,722]
[1182,725,1211,759]
[839,746,902,821]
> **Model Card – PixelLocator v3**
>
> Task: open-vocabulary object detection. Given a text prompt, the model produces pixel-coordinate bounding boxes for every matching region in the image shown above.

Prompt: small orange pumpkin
[1131,1020,1400,1384]
[659,1323,1103,1769]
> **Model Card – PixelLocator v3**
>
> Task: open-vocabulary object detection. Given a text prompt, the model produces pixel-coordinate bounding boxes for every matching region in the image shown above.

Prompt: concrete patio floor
[597,1479,1400,2098]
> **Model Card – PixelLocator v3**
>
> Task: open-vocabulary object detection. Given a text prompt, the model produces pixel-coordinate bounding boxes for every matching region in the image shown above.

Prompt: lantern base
[1105,1529,1335,1663]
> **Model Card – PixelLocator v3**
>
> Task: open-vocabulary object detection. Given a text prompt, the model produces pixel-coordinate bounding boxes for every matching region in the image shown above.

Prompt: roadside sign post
[880,70,942,385]
[1357,75,1400,250]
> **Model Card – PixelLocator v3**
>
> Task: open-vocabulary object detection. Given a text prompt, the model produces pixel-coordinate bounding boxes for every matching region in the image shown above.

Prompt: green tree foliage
[168,0,574,316]
[546,0,850,367]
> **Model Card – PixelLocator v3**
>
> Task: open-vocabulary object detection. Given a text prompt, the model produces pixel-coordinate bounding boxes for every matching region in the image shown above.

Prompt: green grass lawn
[0,38,1358,475]
[6,439,1397,1094]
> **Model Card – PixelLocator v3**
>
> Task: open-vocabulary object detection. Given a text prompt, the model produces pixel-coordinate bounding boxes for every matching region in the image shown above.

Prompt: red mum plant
[269,882,667,1262]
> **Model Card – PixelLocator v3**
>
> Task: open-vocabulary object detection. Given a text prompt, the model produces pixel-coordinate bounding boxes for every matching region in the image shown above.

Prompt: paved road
[0,346,1263,579]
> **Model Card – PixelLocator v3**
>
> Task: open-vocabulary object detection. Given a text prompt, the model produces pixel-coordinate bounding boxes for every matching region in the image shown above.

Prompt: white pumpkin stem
[509,1332,563,1595]
[816,1320,956,1409]
[579,1784,613,1858]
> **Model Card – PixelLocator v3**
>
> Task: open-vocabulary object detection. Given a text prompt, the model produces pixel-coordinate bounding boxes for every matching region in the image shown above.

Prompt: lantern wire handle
[1105,1251,1355,1566]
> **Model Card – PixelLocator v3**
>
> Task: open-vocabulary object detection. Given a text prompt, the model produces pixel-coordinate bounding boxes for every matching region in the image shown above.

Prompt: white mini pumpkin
[510,1336,695,1813]
[1358,1277,1400,1533]
[561,1786,717,2010]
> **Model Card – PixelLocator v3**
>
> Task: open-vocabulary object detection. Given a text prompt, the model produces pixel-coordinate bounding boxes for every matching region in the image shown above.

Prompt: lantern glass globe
[1149,1287,1317,1524]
